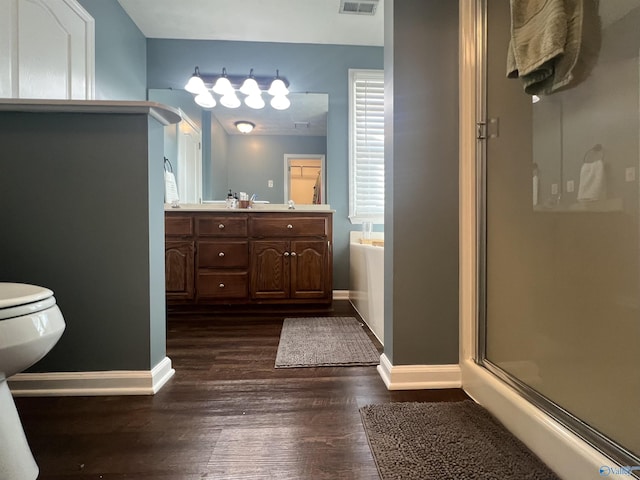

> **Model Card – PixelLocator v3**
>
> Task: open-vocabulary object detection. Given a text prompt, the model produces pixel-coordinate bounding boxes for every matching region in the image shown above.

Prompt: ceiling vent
[339,0,379,15]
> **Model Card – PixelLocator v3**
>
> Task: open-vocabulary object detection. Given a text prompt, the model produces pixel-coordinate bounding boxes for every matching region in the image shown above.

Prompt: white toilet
[0,282,66,480]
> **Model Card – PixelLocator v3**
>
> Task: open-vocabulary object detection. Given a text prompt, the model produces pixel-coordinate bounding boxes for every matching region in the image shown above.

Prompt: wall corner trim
[377,353,461,390]
[332,290,350,300]
[7,357,175,397]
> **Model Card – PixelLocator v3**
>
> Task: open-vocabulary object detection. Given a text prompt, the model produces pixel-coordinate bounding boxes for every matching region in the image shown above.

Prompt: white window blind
[349,69,384,224]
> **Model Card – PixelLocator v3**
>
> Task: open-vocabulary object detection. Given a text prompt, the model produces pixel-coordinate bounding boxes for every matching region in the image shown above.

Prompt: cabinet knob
[219,283,225,288]
[218,223,225,229]
[283,252,290,257]
[287,224,293,229]
[290,252,297,257]
[218,252,225,257]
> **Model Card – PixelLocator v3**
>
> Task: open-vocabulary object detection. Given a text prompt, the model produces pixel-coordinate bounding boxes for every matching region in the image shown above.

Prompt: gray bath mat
[360,400,560,480]
[275,316,380,368]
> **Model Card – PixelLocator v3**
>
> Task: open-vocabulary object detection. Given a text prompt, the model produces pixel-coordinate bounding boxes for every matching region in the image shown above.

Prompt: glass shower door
[482,0,640,468]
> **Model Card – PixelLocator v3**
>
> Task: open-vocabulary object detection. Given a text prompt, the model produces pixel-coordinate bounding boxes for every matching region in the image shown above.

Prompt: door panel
[290,240,328,299]
[0,0,94,99]
[250,240,289,299]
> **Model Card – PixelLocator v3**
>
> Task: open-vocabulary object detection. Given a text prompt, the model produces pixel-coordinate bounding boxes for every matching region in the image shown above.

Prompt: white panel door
[0,0,94,99]
[177,115,202,204]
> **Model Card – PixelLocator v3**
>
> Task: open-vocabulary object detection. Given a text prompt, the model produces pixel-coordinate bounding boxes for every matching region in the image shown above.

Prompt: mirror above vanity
[149,88,328,205]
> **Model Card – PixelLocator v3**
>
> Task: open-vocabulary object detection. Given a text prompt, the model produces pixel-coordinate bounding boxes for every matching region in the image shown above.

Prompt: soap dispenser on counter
[226,190,237,209]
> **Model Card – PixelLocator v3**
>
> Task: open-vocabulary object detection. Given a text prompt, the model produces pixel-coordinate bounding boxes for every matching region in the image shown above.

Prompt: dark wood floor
[14,301,468,479]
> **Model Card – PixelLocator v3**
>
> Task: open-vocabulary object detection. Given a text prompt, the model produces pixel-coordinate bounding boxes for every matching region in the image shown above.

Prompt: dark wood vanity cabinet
[250,215,331,301]
[165,210,333,306]
[195,215,250,301]
[165,217,195,300]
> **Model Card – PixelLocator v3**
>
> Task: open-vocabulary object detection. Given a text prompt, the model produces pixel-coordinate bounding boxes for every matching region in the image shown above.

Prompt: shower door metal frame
[474,0,640,472]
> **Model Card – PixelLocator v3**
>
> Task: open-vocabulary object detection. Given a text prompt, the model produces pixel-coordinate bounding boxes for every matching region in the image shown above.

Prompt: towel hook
[583,144,604,164]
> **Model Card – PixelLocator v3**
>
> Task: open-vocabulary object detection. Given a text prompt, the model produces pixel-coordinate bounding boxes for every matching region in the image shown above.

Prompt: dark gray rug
[275,316,380,368]
[360,400,560,480]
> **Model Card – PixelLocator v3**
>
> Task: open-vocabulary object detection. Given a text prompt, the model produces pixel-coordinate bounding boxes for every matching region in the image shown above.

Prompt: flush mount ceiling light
[185,67,291,110]
[235,121,255,134]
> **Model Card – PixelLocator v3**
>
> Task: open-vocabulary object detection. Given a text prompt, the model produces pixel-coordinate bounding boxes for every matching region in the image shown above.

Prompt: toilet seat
[0,283,56,320]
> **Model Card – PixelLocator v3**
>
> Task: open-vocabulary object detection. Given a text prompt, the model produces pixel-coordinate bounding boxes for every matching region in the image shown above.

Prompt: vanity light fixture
[245,92,265,110]
[220,92,241,109]
[235,121,255,134]
[268,70,289,96]
[194,91,216,109]
[185,67,291,110]
[239,69,261,96]
[271,94,291,111]
[184,66,206,94]
[212,68,234,95]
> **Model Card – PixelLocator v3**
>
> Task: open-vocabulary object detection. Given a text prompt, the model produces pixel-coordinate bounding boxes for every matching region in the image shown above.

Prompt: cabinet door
[250,240,290,300]
[290,240,330,299]
[165,241,195,299]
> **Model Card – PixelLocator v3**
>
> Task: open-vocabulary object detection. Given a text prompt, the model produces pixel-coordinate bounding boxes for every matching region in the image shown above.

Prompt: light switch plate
[625,167,636,182]
[566,180,575,193]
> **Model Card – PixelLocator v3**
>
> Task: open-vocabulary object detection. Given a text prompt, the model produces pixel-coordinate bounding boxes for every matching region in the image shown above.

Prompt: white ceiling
[213,93,328,136]
[123,1,639,136]
[117,0,384,46]
[119,0,381,135]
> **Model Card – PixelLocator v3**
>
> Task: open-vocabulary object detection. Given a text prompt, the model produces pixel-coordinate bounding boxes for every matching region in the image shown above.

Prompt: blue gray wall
[146,40,383,289]
[226,135,326,204]
[0,0,165,374]
[0,112,167,372]
[209,114,230,200]
[384,0,459,365]
[78,0,146,100]
[17,1,461,374]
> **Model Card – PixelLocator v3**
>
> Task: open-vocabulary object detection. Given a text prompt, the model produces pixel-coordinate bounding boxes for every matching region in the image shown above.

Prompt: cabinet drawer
[197,271,248,298]
[250,216,328,237]
[165,215,193,236]
[198,241,248,268]
[197,216,248,236]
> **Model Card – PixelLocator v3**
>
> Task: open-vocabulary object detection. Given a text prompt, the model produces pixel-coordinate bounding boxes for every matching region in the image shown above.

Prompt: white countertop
[165,203,334,213]
[0,99,181,125]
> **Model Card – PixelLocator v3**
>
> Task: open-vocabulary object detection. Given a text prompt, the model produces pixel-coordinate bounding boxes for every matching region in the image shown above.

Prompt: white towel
[577,159,604,202]
[164,170,180,204]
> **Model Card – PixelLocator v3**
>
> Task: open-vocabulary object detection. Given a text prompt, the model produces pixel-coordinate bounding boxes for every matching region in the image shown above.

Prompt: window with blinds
[348,69,384,224]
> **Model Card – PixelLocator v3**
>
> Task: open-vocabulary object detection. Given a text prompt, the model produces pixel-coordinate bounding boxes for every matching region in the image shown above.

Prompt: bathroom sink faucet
[287,200,295,210]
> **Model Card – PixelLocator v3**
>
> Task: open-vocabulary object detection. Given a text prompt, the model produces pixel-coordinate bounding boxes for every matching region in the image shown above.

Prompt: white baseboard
[461,359,615,480]
[332,290,350,300]
[8,357,175,397]
[377,353,461,390]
